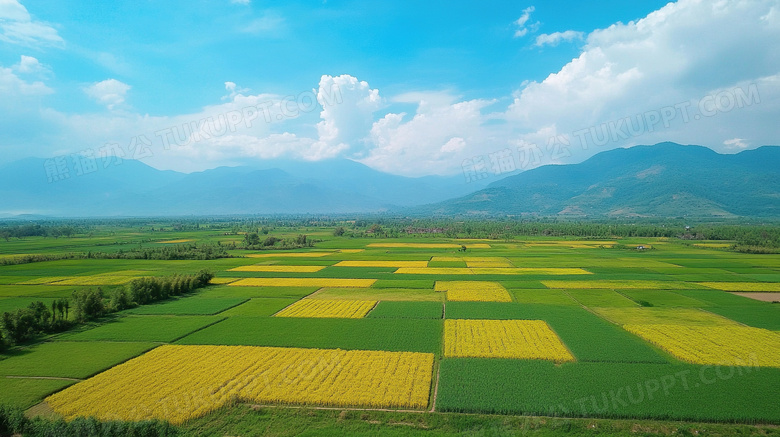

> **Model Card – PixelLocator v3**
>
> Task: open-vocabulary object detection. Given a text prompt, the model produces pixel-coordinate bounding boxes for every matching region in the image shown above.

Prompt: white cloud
[223,81,250,100]
[84,79,131,110]
[359,96,497,175]
[513,6,539,38]
[723,138,749,150]
[230,0,251,4]
[314,74,382,158]
[535,30,584,47]
[507,0,780,164]
[441,137,466,154]
[0,0,63,47]
[0,57,52,96]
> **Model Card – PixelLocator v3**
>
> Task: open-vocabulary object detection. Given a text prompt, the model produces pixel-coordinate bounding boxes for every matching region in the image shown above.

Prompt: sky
[1,0,779,177]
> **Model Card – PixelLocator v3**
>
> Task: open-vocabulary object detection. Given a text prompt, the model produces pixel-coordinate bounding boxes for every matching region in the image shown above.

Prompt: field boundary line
[246,403,428,414]
[5,375,82,382]
[168,316,228,343]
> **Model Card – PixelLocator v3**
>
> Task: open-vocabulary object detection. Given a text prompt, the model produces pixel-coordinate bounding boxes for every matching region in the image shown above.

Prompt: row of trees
[0,405,178,436]
[0,270,213,350]
[0,223,78,240]
[329,220,780,249]
[0,244,231,267]
[242,233,314,250]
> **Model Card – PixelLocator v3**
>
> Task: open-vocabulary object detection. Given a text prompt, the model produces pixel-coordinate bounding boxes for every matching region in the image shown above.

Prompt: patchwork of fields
[1,234,779,426]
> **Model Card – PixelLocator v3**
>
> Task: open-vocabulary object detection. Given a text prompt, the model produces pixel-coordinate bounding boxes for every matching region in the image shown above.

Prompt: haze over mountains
[0,157,488,217]
[0,142,778,218]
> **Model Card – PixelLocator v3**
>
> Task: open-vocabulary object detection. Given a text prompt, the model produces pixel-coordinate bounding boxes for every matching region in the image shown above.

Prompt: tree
[333,227,345,237]
[243,232,261,247]
[71,289,105,322]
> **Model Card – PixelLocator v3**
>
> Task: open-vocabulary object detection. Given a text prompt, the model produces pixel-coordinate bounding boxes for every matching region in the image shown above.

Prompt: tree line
[0,243,231,267]
[0,405,178,436]
[0,270,213,350]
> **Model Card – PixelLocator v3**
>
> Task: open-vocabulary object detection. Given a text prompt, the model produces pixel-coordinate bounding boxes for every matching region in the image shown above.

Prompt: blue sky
[1,0,779,176]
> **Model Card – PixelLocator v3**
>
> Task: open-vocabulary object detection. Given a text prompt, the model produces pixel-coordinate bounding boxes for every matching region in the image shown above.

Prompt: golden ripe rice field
[444,319,574,362]
[395,267,590,275]
[334,260,429,268]
[46,345,435,424]
[246,252,333,258]
[623,324,780,367]
[435,281,512,302]
[229,278,376,288]
[274,299,376,318]
[698,282,780,292]
[228,265,326,273]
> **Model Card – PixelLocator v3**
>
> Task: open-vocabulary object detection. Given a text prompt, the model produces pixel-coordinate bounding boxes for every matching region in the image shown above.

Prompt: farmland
[1,221,779,435]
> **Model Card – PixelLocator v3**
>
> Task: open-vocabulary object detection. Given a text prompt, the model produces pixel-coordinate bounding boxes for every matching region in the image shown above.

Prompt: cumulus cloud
[15,55,47,74]
[0,0,63,47]
[513,6,539,38]
[314,74,382,158]
[359,97,497,175]
[84,79,131,110]
[535,30,584,47]
[507,0,780,163]
[0,57,52,96]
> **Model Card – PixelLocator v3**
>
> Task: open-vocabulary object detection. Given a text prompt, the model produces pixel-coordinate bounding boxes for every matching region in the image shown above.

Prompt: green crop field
[0,223,779,434]
[126,297,248,315]
[57,315,224,342]
[0,341,157,379]
[437,359,780,422]
[367,301,444,319]
[175,316,443,353]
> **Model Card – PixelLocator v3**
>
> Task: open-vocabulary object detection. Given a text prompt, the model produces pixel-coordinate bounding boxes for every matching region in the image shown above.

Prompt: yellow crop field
[435,281,512,302]
[339,249,365,253]
[542,280,694,289]
[592,308,740,327]
[246,252,332,258]
[396,267,590,275]
[228,265,326,273]
[46,345,435,424]
[209,277,241,285]
[275,299,376,318]
[623,324,780,367]
[475,268,590,275]
[157,239,194,244]
[693,243,733,248]
[698,282,780,292]
[367,243,491,249]
[229,278,376,288]
[55,276,136,286]
[396,267,475,275]
[444,319,574,361]
[334,261,429,268]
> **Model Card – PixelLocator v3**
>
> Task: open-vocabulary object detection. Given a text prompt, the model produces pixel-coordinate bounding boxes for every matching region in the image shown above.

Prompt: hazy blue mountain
[0,157,486,216]
[415,143,780,218]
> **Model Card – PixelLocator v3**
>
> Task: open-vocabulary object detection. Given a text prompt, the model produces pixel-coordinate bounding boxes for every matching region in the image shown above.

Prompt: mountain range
[0,142,778,218]
[0,156,487,217]
[416,142,780,218]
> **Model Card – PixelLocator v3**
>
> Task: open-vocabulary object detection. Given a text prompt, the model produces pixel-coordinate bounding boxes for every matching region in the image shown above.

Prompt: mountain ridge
[413,142,780,218]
